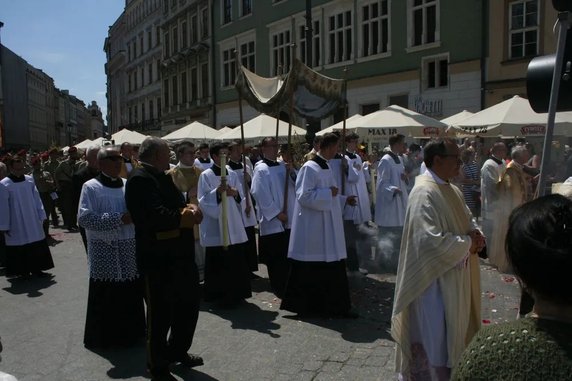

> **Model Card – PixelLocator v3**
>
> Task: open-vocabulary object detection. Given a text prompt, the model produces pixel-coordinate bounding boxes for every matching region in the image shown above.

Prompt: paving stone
[0,227,521,381]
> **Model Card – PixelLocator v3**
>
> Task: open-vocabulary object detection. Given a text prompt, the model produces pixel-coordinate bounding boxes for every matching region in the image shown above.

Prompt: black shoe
[150,370,177,381]
[171,353,204,368]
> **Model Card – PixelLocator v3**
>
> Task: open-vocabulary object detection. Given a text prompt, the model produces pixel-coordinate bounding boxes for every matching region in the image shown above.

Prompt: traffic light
[526,26,572,113]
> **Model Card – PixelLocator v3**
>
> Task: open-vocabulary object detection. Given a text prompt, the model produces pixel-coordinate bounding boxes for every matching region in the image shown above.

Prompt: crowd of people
[1,131,572,380]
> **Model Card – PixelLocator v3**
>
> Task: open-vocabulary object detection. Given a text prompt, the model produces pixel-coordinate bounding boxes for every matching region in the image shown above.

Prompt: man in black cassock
[125,137,203,381]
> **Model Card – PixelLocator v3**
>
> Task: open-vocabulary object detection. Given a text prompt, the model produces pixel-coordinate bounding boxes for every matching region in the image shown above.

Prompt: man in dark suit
[125,137,203,381]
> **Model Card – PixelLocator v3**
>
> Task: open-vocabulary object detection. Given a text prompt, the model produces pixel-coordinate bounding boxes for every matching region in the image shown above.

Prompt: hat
[30,156,41,165]
[40,152,50,160]
[68,146,78,154]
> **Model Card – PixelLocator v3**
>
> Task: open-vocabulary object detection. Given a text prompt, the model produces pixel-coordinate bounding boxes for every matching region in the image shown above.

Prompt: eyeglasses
[102,156,123,162]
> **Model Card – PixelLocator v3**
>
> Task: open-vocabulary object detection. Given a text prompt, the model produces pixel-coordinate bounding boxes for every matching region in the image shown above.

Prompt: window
[240,40,256,72]
[272,30,291,75]
[423,55,448,89]
[128,73,132,92]
[191,67,198,100]
[181,71,188,104]
[149,99,154,120]
[389,94,409,108]
[222,48,237,87]
[142,102,146,121]
[164,79,169,106]
[156,26,160,47]
[172,75,178,105]
[164,31,170,57]
[241,0,252,17]
[299,20,321,67]
[222,0,232,24]
[410,0,438,47]
[172,26,179,54]
[157,97,162,117]
[328,10,352,64]
[147,30,152,51]
[181,21,188,49]
[140,35,144,56]
[201,7,209,38]
[361,103,380,115]
[156,59,161,81]
[201,63,209,98]
[191,14,198,43]
[361,1,390,57]
[148,63,153,85]
[509,0,538,59]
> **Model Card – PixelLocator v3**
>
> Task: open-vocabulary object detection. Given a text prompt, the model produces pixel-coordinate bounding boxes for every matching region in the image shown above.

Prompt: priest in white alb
[198,143,251,307]
[78,147,145,349]
[374,134,409,272]
[281,133,356,318]
[391,139,485,380]
[1,154,54,278]
[251,137,291,297]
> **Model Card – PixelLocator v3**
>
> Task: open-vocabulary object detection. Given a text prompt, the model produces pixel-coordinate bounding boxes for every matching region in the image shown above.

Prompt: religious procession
[2,99,572,381]
[2,51,572,381]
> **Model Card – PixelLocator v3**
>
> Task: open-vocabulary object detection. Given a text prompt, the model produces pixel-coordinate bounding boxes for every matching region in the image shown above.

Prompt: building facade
[485,0,558,106]
[104,0,564,140]
[212,0,484,135]
[160,0,213,133]
[120,0,163,134]
[87,101,105,139]
[0,42,102,151]
[104,11,128,135]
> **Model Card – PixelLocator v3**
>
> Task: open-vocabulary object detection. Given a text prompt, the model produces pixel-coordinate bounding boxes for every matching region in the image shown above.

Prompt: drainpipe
[210,0,217,128]
[480,0,488,109]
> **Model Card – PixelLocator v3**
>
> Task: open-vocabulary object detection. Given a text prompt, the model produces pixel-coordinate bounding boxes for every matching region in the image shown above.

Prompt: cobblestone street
[0,227,520,381]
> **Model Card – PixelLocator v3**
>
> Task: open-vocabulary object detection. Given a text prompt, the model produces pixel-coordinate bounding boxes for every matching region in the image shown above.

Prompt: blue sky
[1,0,125,122]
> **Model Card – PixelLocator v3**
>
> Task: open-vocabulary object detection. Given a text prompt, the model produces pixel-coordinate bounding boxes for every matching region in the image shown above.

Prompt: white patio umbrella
[441,110,474,126]
[74,139,93,149]
[111,128,148,145]
[215,126,234,138]
[316,114,363,136]
[346,105,447,141]
[218,114,306,144]
[90,137,106,146]
[449,95,572,137]
[162,121,218,141]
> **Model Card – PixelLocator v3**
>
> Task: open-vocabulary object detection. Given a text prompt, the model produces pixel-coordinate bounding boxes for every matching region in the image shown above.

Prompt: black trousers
[59,182,76,228]
[259,231,290,298]
[144,257,200,375]
[39,191,58,225]
[343,220,361,271]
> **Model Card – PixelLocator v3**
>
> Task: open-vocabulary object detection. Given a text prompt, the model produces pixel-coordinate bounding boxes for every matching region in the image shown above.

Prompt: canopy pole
[275,64,283,142]
[537,12,569,197]
[368,139,376,207]
[282,45,297,222]
[340,67,349,196]
[234,49,252,217]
